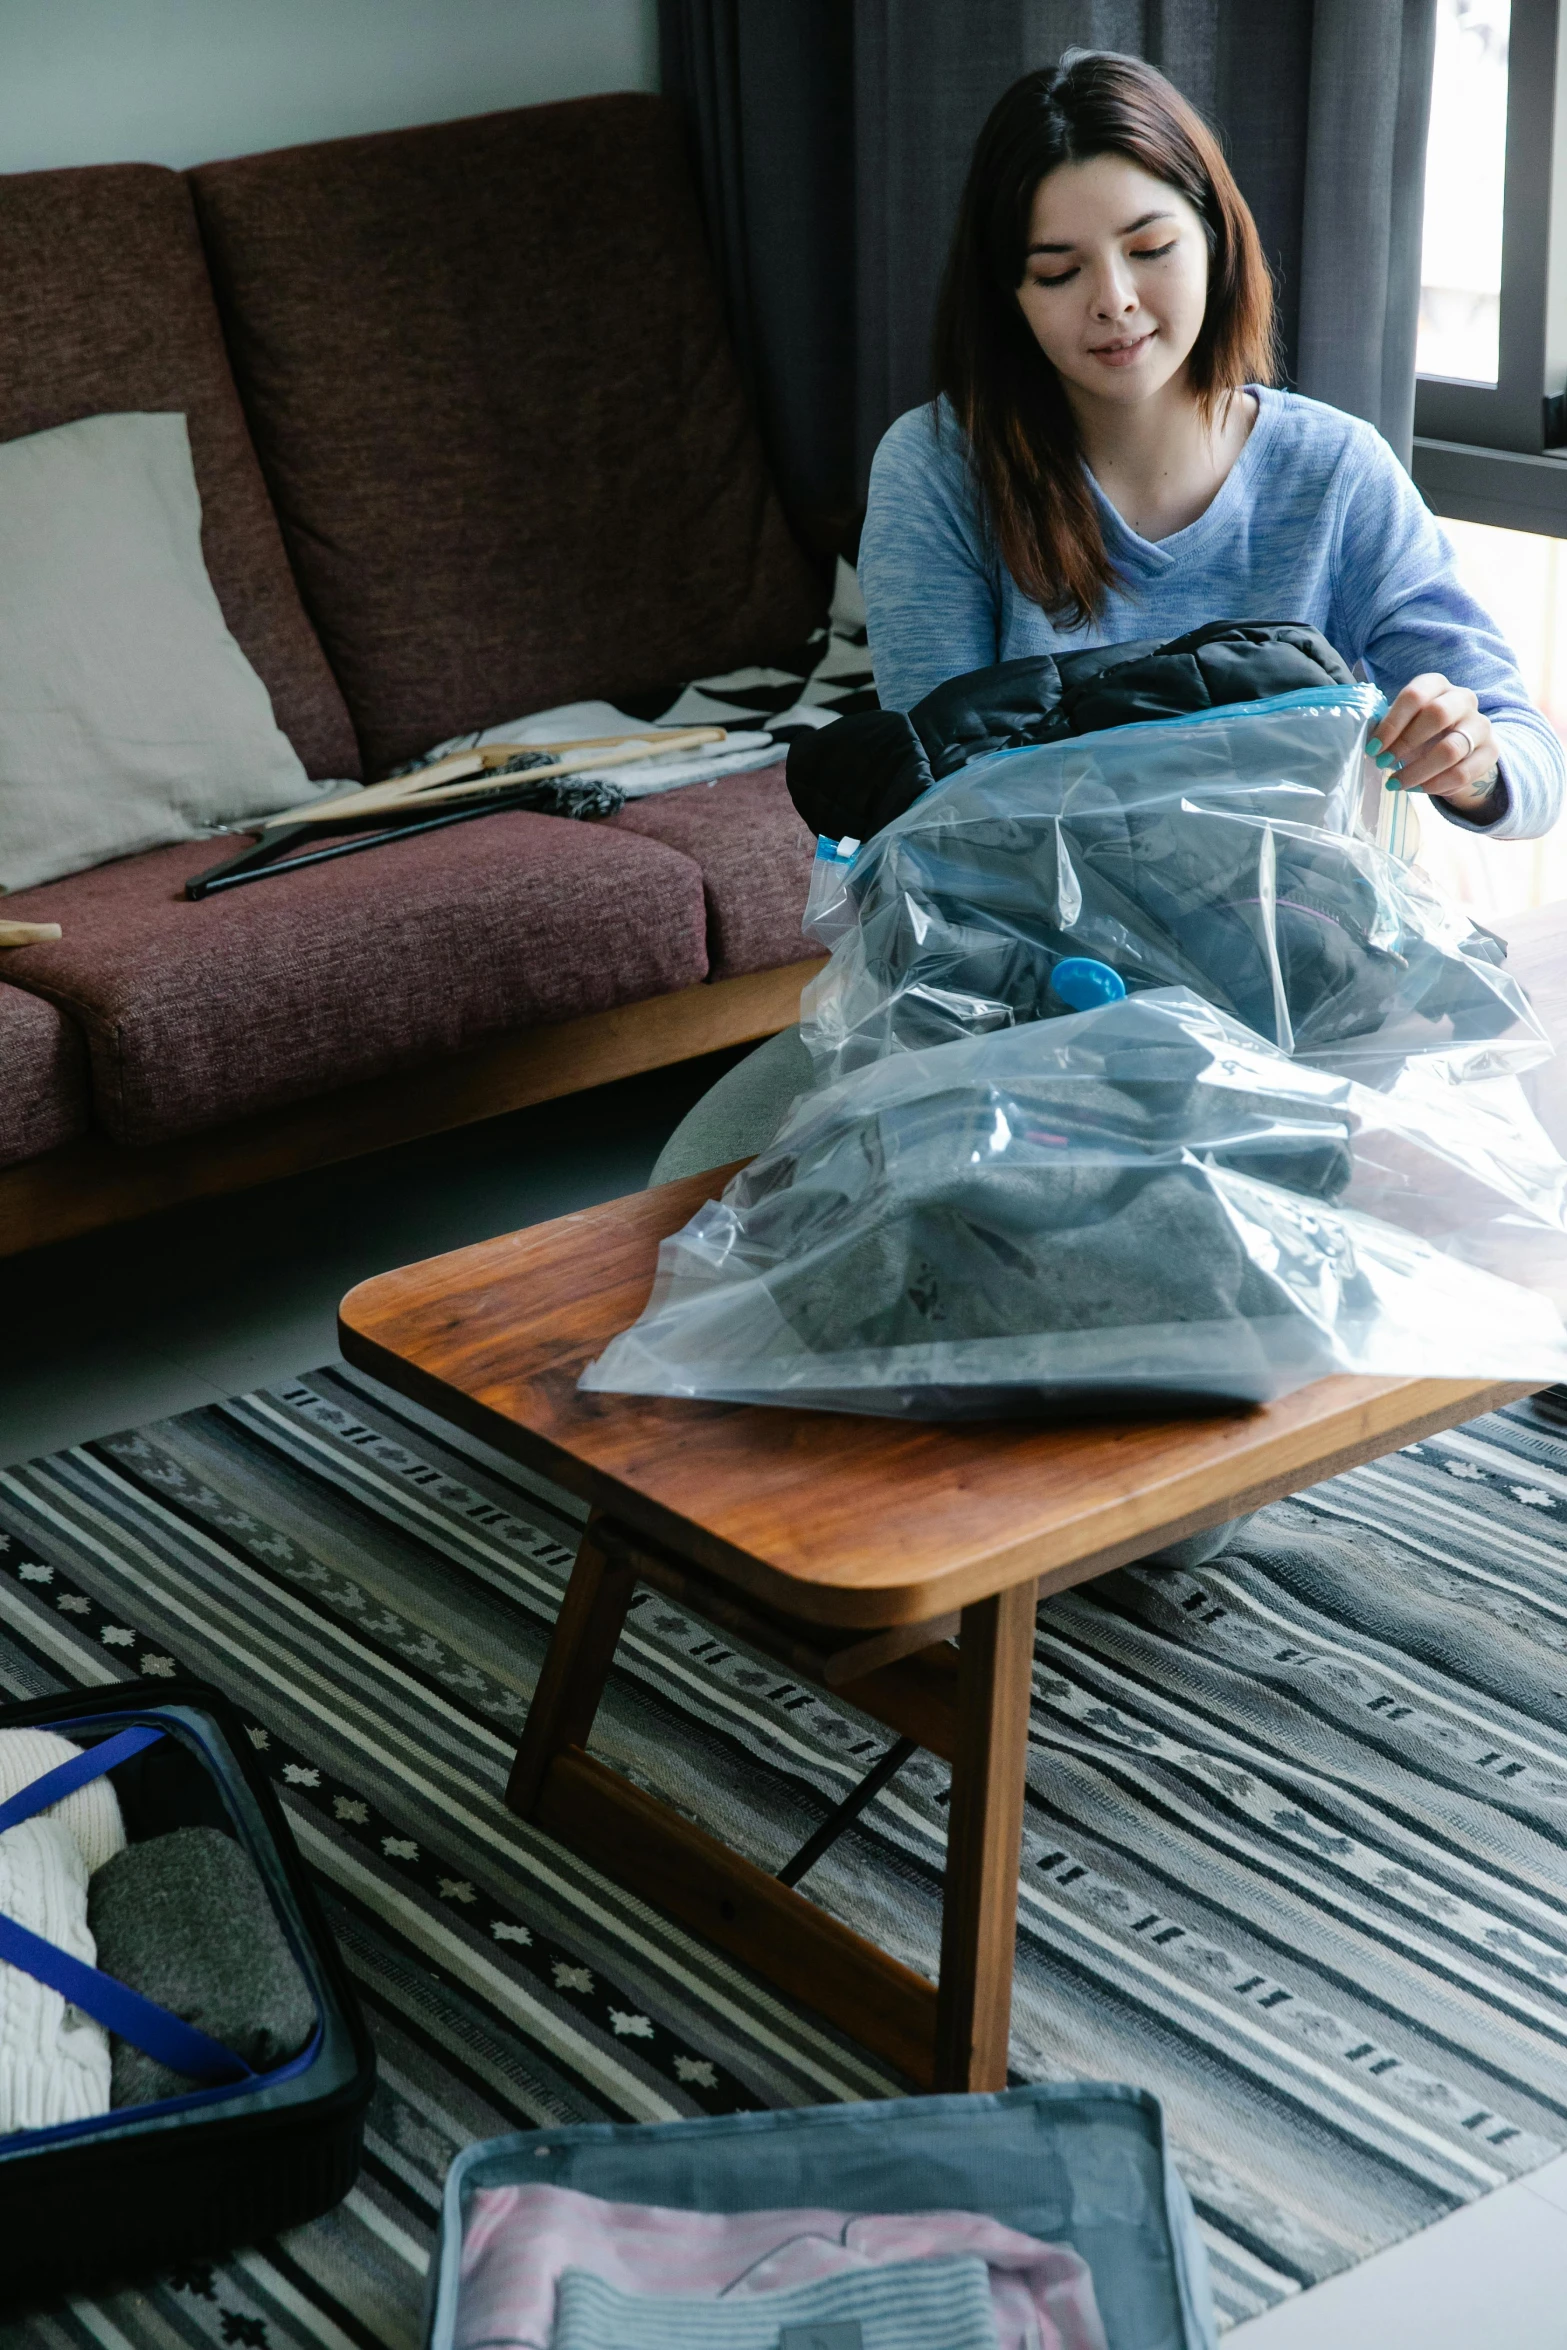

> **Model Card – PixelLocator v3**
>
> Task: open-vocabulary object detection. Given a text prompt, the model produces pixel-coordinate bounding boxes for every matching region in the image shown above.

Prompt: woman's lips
[1089,331,1155,367]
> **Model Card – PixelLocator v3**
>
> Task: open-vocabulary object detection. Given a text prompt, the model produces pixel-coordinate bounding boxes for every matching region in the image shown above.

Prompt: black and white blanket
[406,559,874,809]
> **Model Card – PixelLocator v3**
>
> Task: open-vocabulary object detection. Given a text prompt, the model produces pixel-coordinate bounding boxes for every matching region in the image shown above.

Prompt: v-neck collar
[1084,384,1280,572]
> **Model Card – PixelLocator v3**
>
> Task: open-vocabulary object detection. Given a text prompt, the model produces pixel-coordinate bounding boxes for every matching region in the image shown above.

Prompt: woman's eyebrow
[1026,209,1176,255]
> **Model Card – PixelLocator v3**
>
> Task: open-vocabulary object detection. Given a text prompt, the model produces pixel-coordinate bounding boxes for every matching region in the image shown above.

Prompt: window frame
[1413,0,1567,535]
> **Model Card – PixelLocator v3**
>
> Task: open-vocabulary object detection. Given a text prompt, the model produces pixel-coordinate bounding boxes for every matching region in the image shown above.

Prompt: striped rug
[4,1368,1567,2343]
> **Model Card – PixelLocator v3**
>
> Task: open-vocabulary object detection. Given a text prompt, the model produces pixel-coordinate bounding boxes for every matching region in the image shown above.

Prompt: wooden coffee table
[337,934,1560,2095]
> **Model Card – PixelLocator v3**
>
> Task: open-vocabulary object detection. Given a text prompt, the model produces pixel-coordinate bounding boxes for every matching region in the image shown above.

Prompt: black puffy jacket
[786,618,1357,843]
[794,620,1518,1063]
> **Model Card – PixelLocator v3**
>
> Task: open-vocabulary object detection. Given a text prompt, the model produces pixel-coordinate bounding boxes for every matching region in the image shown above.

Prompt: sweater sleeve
[1330,425,1565,840]
[859,404,1003,711]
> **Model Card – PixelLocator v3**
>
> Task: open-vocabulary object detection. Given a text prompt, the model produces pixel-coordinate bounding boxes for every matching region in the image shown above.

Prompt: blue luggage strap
[0,1723,255,2087]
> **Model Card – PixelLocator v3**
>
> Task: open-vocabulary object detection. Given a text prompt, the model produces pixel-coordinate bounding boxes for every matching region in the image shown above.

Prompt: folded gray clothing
[741,1068,1353,1357]
[822,701,1525,1075]
[583,989,1567,1416]
[87,1827,315,2105]
[550,2256,1002,2350]
[852,803,1511,1057]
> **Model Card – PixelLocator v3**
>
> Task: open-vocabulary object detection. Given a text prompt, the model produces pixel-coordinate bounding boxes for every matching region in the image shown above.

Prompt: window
[1410,4,1567,916]
[1412,0,1567,536]
[1412,516,1567,915]
[1418,1,1509,386]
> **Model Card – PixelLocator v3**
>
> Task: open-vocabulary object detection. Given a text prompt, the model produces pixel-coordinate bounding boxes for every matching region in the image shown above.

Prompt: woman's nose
[1090,260,1138,318]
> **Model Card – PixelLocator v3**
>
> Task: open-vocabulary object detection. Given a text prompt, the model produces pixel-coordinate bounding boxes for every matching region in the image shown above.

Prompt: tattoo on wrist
[1460,765,1504,817]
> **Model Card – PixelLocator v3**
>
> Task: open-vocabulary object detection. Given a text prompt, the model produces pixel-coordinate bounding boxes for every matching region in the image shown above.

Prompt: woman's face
[1015,153,1211,409]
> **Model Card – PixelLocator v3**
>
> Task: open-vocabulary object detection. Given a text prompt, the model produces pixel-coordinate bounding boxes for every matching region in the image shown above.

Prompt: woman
[860,50,1563,835]
[653,47,1562,1207]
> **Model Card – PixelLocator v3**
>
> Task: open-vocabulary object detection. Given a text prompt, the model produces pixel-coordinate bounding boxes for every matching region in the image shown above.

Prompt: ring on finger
[1450,725,1476,763]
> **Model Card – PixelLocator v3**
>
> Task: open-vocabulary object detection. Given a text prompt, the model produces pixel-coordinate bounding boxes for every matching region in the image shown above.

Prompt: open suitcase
[425,2083,1218,2350]
[0,1676,375,2310]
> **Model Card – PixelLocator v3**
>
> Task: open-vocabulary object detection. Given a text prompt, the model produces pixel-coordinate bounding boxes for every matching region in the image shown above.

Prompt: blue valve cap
[1049,956,1127,1011]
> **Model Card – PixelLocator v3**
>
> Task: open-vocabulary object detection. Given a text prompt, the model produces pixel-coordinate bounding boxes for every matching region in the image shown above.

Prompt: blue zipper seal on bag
[1122,683,1387,728]
[978,681,1388,769]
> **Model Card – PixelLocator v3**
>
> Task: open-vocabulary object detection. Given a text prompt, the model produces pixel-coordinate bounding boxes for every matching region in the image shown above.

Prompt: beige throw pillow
[0,411,314,892]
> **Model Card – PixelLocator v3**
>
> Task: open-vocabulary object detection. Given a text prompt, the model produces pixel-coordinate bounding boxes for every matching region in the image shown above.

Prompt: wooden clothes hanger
[260,727,729,831]
[185,726,731,900]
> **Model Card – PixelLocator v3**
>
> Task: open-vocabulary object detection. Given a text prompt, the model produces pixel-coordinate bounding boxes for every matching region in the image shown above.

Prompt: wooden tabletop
[337,908,1560,1628]
[342,907,1564,1629]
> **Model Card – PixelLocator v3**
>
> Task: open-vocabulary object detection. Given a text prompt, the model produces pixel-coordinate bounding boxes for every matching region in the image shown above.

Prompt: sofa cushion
[0,984,90,1170]
[189,97,824,776]
[0,413,315,892]
[610,765,817,980]
[0,820,709,1145]
[0,162,357,781]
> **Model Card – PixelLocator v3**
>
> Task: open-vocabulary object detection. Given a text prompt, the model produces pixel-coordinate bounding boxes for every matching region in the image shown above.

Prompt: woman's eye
[1032,267,1079,288]
[1130,240,1178,261]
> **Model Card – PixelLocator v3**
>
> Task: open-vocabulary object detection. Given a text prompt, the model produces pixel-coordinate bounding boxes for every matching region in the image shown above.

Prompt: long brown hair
[931,53,1278,628]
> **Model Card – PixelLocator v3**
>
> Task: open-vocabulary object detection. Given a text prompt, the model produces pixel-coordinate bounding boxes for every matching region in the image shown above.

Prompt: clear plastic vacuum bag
[582,991,1567,1418]
[801,689,1545,1089]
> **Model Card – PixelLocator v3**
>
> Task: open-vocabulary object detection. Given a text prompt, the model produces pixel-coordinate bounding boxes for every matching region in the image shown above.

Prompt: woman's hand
[1369,675,1503,816]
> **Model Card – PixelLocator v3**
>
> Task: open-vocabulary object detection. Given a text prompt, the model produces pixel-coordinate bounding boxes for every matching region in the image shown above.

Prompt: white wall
[0,0,659,176]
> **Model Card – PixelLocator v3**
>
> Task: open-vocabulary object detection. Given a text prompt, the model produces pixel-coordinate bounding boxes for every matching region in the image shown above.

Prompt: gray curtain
[659,0,858,560]
[662,1,1436,536]
[854,0,1436,480]
[1293,0,1438,470]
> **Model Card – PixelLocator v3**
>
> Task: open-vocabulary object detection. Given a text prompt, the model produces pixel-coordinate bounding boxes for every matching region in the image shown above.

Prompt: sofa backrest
[190,96,825,777]
[0,164,359,781]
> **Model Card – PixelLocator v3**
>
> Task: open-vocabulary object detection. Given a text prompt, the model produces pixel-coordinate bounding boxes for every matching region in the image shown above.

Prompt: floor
[0,1046,746,1469]
[1228,2153,1567,2347]
[2,1053,1566,2345]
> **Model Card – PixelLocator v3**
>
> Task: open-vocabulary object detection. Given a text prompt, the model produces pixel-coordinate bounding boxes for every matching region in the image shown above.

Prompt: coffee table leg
[507,1513,639,1816]
[934,1578,1037,2092]
[509,1518,1033,2089]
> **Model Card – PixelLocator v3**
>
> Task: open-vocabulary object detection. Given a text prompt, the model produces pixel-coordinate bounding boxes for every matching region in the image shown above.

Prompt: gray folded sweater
[87,1826,315,2106]
[737,1061,1355,1356]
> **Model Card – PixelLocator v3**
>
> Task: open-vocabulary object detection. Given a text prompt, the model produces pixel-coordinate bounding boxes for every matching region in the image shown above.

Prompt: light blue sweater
[860,387,1564,840]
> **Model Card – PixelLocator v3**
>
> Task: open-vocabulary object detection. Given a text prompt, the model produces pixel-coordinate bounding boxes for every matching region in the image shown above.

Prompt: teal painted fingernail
[1375,753,1401,771]
[1366,736,1383,755]
[1383,774,1403,791]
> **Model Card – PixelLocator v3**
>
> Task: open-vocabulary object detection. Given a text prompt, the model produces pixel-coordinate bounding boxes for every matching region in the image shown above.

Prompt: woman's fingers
[1391,726,1496,799]
[1371,674,1449,756]
[1372,675,1477,761]
[1368,673,1497,805]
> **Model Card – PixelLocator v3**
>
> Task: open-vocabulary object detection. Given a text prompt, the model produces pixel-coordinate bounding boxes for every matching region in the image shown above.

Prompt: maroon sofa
[0,94,826,1254]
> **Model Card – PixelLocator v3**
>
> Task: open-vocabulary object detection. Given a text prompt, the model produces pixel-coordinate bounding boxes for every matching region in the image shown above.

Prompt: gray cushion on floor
[1140,1517,1248,1569]
[87,1825,315,2104]
[651,1023,812,1185]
